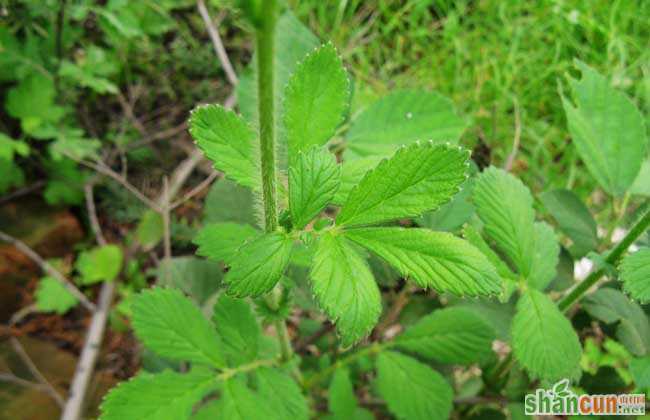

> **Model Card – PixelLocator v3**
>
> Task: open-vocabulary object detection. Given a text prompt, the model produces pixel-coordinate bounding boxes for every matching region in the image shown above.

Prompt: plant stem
[304,342,387,389]
[257,0,278,232]
[558,203,650,312]
[256,0,295,367]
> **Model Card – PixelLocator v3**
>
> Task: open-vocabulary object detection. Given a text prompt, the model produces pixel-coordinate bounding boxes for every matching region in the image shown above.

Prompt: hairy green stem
[255,0,295,368]
[558,203,650,312]
[257,0,278,232]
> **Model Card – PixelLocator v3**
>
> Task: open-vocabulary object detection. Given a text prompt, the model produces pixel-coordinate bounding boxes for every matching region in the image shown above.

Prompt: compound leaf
[511,289,581,381]
[289,146,340,229]
[376,351,453,420]
[337,142,469,227]
[473,166,535,277]
[35,276,79,314]
[132,288,226,367]
[100,369,216,420]
[189,104,259,189]
[620,248,650,303]
[345,227,500,296]
[310,231,381,346]
[561,61,646,196]
[395,307,495,364]
[284,43,349,160]
[345,90,466,158]
[224,232,293,297]
[194,222,259,264]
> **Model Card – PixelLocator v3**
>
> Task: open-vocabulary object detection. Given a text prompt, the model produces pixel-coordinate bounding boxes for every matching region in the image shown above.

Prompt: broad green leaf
[5,73,64,134]
[337,142,469,227]
[473,166,535,276]
[511,289,581,381]
[332,156,382,205]
[345,90,467,158]
[189,104,259,189]
[289,146,340,229]
[395,307,495,364]
[0,133,29,160]
[620,248,650,303]
[100,369,216,420]
[630,159,650,196]
[463,224,517,283]
[583,288,650,356]
[284,43,349,160]
[203,179,257,226]
[213,295,261,366]
[527,222,560,291]
[136,209,164,249]
[194,222,259,264]
[629,356,650,389]
[540,189,597,258]
[310,231,381,346]
[328,367,356,419]
[417,179,474,232]
[34,276,78,314]
[131,288,226,367]
[376,351,453,420]
[345,227,501,296]
[158,257,222,305]
[217,376,277,420]
[254,367,309,420]
[237,12,319,143]
[561,61,646,196]
[224,232,293,297]
[75,244,123,284]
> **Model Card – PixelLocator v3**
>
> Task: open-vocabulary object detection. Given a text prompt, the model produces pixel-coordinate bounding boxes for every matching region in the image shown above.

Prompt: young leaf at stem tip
[284,42,350,162]
[189,104,259,189]
[288,146,340,229]
[345,227,501,296]
[310,230,382,346]
[337,142,470,227]
[224,232,293,297]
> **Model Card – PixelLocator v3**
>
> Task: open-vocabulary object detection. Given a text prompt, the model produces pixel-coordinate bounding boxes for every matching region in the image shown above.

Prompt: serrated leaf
[620,248,650,303]
[289,146,340,229]
[213,295,261,366]
[345,227,500,296]
[376,351,453,420]
[629,356,650,389]
[131,288,226,367]
[194,222,259,264]
[136,209,164,249]
[218,376,276,420]
[224,232,293,297]
[5,73,64,134]
[394,307,495,364]
[158,257,222,305]
[34,276,79,314]
[203,179,257,226]
[527,222,560,291]
[284,43,349,160]
[255,367,309,420]
[417,179,474,232]
[310,231,381,346]
[337,143,469,227]
[332,156,382,205]
[583,288,650,356]
[189,104,259,189]
[328,367,357,419]
[345,90,467,158]
[540,189,597,258]
[561,61,646,196]
[463,224,517,283]
[473,166,535,276]
[511,289,581,381]
[100,369,216,420]
[75,244,123,284]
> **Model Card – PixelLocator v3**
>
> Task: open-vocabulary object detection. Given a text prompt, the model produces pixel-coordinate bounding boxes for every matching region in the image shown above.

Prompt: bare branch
[170,170,218,210]
[197,0,238,86]
[0,231,96,312]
